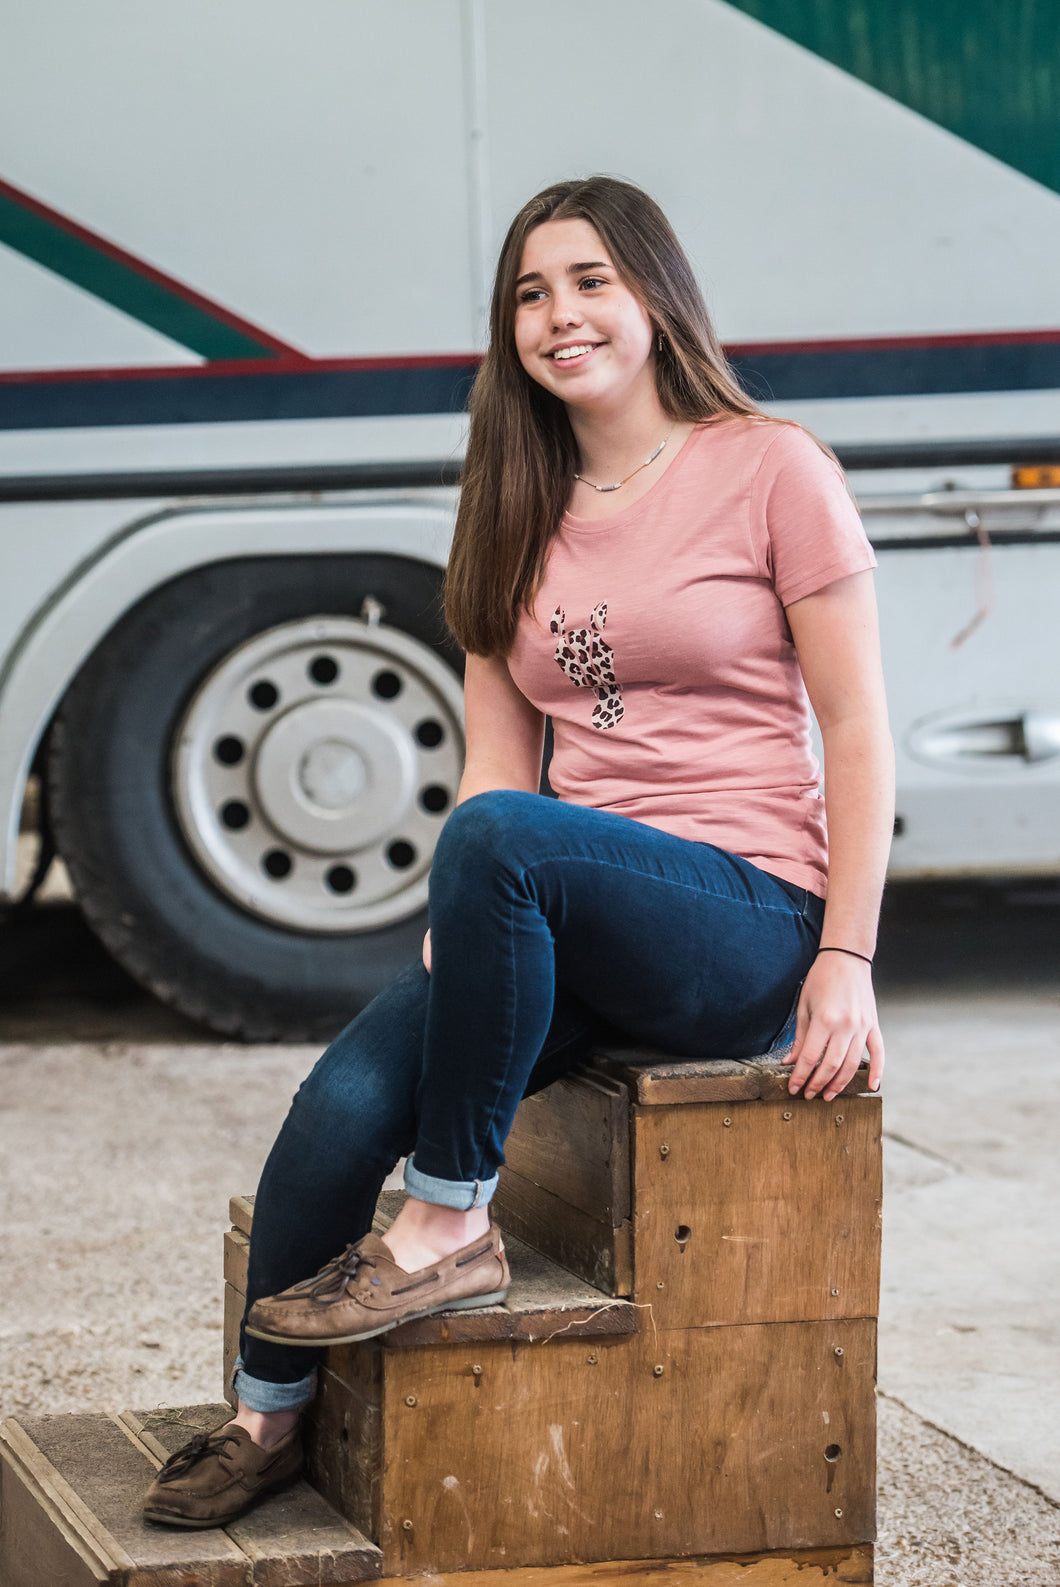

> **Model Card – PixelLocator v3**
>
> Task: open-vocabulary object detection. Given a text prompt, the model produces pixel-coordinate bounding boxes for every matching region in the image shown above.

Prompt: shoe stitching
[454,1240,497,1268]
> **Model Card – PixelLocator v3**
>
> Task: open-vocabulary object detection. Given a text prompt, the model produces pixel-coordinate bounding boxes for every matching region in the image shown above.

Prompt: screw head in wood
[654,1510,664,1520]
[782,1110,793,1120]
[653,1363,665,1376]
[405,1394,418,1406]
[656,1280,665,1289]
[471,1364,483,1375]
[831,1287,840,1296]
[402,1518,414,1531]
[587,1353,598,1364]
[722,1117,732,1127]
[835,1114,844,1124]
[834,1507,843,1518]
[659,1143,671,1158]
[834,1346,844,1357]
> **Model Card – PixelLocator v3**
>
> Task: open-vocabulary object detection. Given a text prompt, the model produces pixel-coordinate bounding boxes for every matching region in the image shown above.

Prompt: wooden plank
[632,1097,882,1329]
[0,1425,112,1587]
[4,1414,249,1586]
[372,1546,873,1584]
[118,1403,232,1465]
[492,1169,630,1295]
[305,1359,384,1545]
[223,1281,243,1411]
[376,1321,875,1575]
[592,1051,763,1107]
[230,1192,255,1238]
[224,1227,250,1293]
[736,1055,873,1104]
[501,1072,631,1224]
[384,1234,635,1347]
[121,1405,383,1586]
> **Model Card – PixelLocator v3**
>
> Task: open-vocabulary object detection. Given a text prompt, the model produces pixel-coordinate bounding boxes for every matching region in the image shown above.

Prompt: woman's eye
[518,288,546,304]
[579,276,606,290]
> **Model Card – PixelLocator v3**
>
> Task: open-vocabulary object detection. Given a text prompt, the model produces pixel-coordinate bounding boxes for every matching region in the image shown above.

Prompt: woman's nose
[551,290,583,329]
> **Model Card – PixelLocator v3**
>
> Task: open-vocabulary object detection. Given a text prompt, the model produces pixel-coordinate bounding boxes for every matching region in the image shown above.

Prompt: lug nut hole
[372,669,402,700]
[263,849,293,879]
[309,654,340,685]
[249,680,279,711]
[214,735,245,766]
[387,840,417,869]
[326,864,356,895]
[420,784,450,814]
[220,800,250,830]
[415,719,444,747]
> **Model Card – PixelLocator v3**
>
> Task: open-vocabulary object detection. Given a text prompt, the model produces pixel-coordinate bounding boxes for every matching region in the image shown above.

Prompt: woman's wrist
[816,944,874,966]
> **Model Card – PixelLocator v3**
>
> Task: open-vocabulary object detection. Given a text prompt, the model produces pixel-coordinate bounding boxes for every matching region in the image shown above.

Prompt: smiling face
[513,217,658,415]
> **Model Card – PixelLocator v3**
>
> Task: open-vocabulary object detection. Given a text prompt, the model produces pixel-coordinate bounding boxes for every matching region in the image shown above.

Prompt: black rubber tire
[47,555,464,1041]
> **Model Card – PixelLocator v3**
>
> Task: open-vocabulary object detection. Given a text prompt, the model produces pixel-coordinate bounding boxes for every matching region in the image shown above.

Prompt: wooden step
[494,1049,881,1320]
[0,1403,381,1586]
[225,1188,637,1352]
[0,1404,873,1585]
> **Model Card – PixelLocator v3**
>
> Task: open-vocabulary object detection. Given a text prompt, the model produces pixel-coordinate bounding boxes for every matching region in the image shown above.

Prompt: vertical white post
[461,0,493,345]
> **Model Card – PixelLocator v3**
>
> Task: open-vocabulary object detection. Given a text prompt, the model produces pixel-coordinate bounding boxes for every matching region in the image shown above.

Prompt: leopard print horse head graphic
[550,602,624,730]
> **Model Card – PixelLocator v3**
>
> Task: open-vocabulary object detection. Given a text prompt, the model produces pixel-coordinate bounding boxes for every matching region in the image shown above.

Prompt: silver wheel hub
[172,615,465,933]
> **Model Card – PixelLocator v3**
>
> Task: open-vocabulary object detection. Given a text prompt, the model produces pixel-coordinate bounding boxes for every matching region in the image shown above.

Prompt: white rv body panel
[1,0,1057,929]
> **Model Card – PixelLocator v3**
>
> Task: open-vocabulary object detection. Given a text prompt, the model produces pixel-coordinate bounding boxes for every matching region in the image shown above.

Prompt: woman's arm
[783,569,894,1100]
[457,652,546,803]
[424,652,545,969]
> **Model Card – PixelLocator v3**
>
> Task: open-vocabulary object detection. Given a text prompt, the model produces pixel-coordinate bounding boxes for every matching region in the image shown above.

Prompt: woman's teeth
[552,344,595,360]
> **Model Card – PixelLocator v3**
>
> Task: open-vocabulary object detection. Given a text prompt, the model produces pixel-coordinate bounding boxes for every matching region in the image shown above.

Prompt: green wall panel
[724,1,1060,196]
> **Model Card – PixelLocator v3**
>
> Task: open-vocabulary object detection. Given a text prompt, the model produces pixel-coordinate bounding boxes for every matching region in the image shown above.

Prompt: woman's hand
[783,951,884,1100]
[422,927,432,973]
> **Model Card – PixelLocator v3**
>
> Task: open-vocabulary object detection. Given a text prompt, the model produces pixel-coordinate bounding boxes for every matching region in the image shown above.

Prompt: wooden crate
[496,1049,882,1325]
[223,1050,881,1577]
[0,1403,380,1587]
[0,1400,872,1584]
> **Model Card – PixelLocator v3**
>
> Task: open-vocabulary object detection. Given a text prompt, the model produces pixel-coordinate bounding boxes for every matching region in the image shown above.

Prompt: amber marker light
[1012,464,1060,488]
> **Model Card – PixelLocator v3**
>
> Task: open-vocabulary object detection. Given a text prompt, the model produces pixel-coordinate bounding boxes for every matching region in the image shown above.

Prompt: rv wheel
[47,556,464,1040]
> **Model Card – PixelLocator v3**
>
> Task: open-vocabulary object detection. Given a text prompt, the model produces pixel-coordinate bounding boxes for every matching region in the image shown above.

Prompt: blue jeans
[235,790,824,1410]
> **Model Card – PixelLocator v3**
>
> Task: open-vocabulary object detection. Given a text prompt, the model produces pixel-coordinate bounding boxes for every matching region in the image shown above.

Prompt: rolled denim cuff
[232,1356,317,1414]
[404,1154,498,1210]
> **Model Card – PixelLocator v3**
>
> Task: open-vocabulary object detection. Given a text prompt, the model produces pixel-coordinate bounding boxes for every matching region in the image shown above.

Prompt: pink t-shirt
[506,415,877,896]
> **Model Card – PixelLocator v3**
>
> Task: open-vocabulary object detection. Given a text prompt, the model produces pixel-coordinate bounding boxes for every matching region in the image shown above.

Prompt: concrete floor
[1,880,1059,1583]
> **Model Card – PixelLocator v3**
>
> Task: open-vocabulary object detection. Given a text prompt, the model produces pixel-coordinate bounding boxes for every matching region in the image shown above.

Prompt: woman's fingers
[787,1020,835,1095]
[422,927,432,973]
[820,1032,866,1101]
[865,1024,885,1092]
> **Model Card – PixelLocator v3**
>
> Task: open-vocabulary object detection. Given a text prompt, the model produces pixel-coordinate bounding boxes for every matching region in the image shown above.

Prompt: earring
[656,330,665,352]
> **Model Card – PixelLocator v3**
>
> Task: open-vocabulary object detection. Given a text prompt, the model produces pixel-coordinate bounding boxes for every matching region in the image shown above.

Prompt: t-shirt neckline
[561,417,732,535]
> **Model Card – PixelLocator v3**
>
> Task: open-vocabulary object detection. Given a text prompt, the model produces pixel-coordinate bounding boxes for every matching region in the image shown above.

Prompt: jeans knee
[432,789,540,884]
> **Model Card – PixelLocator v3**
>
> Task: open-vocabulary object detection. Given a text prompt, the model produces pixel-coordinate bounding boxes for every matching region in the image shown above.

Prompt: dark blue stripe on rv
[0,340,1058,429]
[729,340,1060,404]
[0,362,480,431]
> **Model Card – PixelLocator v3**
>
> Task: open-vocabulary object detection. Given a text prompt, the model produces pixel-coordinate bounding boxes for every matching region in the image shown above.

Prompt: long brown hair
[444,176,841,657]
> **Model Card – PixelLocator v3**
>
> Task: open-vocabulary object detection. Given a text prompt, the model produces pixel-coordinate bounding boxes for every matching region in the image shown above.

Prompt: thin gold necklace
[574,424,677,493]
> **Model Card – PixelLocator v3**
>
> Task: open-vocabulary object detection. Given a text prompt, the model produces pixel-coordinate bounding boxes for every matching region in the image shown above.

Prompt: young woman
[143,176,892,1527]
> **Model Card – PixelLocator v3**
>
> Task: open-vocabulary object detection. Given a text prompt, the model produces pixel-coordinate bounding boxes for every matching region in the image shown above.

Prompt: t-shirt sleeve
[752,423,876,606]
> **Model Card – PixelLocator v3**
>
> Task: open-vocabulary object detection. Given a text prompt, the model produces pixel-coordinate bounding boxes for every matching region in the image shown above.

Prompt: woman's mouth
[548,343,600,365]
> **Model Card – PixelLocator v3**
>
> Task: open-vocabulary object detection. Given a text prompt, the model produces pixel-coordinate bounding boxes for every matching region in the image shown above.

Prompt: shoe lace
[304,1243,377,1303]
[156,1430,239,1483]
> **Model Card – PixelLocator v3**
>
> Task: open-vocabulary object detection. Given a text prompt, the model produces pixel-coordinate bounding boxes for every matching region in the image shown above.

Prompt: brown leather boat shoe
[142,1421,303,1528]
[244,1225,510,1346]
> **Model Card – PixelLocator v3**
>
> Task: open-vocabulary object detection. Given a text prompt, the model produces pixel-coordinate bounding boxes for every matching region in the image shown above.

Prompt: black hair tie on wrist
[817,945,874,966]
